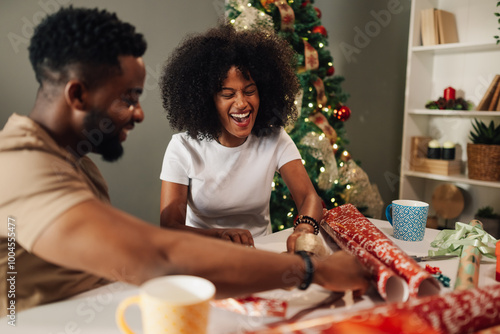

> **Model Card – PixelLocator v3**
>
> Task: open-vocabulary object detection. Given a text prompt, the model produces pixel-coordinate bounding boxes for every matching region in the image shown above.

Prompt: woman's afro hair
[160,24,300,140]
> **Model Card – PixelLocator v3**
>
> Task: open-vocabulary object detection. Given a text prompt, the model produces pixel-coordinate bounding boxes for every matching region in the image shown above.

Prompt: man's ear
[64,80,88,111]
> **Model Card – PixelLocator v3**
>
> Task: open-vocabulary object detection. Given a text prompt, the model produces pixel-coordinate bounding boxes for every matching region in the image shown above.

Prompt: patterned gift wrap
[211,296,287,317]
[244,284,500,334]
[320,204,440,301]
[321,221,408,302]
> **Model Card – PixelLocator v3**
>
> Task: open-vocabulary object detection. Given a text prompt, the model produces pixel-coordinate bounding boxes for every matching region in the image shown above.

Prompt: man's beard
[83,109,124,162]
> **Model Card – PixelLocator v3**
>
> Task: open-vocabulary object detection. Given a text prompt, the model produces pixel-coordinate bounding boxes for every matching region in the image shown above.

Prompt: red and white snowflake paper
[244,284,500,334]
[320,204,440,301]
[211,296,287,317]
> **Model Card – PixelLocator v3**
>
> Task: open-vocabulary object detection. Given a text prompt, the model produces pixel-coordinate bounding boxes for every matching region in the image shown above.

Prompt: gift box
[320,204,440,301]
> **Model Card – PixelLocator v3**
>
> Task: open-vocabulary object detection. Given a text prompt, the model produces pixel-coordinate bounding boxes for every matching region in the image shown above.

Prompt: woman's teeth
[231,112,250,122]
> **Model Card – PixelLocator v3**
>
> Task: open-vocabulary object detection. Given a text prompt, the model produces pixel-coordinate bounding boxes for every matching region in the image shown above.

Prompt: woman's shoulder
[171,132,201,145]
[249,127,292,148]
[170,132,217,152]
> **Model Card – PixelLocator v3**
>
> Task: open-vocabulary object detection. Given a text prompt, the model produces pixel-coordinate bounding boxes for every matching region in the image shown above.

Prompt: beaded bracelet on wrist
[293,215,319,235]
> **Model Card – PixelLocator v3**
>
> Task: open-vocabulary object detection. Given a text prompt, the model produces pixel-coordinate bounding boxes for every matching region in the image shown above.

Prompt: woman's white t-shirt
[160,128,301,237]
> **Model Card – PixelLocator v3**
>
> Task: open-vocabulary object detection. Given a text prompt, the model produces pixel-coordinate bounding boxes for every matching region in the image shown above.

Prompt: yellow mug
[116,275,215,334]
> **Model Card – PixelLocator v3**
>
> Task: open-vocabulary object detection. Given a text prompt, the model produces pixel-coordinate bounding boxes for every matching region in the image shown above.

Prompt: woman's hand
[286,223,315,253]
[216,228,254,246]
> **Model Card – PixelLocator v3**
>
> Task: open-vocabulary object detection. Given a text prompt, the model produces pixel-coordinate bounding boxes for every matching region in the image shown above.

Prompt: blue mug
[385,200,429,241]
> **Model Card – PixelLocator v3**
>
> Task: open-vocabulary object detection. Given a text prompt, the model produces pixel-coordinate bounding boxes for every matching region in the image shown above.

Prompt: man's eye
[122,98,138,107]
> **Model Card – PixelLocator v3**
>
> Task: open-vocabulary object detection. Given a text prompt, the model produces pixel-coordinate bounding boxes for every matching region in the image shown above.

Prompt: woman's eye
[245,90,256,96]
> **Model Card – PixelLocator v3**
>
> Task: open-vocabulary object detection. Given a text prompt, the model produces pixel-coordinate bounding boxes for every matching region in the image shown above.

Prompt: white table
[2,219,497,334]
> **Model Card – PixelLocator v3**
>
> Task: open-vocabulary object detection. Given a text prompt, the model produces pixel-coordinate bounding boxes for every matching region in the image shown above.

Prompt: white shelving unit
[399,0,500,225]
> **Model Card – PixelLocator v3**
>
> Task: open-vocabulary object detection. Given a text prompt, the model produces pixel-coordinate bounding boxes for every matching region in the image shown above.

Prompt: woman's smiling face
[213,66,259,147]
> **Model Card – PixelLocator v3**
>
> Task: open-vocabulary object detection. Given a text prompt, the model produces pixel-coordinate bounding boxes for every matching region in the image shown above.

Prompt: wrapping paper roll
[244,284,500,334]
[321,221,408,302]
[320,204,440,301]
[454,220,483,290]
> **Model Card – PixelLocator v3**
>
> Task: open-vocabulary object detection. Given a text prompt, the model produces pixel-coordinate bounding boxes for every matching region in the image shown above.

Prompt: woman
[159,24,323,248]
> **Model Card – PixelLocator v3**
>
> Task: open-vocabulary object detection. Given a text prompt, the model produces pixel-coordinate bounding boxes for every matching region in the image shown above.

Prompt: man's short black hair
[29,6,147,87]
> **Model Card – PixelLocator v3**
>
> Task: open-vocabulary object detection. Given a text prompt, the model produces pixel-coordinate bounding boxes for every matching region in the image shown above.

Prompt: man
[0,6,369,315]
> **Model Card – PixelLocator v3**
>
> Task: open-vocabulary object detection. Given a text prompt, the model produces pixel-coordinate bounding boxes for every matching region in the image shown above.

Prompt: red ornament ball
[334,105,351,122]
[327,66,335,76]
[300,0,310,8]
[311,25,327,37]
[314,7,322,18]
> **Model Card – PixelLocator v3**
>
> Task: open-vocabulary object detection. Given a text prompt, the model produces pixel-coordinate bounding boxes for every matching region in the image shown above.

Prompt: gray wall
[316,0,410,212]
[0,0,409,225]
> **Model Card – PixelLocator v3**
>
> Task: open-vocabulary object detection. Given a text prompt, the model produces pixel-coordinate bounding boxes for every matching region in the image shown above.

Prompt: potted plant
[474,206,500,238]
[467,119,500,181]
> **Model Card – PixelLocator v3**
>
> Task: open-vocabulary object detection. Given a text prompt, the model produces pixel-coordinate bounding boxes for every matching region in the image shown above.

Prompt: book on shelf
[420,8,438,46]
[420,8,459,46]
[496,91,500,111]
[436,9,459,44]
[489,80,500,111]
[476,75,500,111]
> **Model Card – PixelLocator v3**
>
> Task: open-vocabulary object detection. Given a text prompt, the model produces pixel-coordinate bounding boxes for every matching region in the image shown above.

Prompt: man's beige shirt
[0,114,111,315]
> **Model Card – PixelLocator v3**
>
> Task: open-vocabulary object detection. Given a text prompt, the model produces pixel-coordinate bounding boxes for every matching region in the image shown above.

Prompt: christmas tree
[226,0,383,231]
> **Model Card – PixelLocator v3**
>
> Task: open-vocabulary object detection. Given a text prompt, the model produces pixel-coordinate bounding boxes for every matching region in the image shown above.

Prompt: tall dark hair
[160,24,300,140]
[29,6,147,87]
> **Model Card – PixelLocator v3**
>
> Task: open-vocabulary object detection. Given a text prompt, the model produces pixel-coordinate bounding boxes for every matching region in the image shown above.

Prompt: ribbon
[425,265,451,287]
[303,40,319,71]
[275,1,295,31]
[429,221,497,259]
[299,132,338,190]
[312,77,327,107]
[308,112,337,145]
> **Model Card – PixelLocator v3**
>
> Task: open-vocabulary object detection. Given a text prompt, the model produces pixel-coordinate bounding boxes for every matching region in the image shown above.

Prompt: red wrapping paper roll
[245,284,500,334]
[321,204,440,300]
[321,221,408,302]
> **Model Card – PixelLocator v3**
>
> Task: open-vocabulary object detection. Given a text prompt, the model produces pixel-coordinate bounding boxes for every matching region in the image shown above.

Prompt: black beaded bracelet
[293,215,319,235]
[295,250,314,290]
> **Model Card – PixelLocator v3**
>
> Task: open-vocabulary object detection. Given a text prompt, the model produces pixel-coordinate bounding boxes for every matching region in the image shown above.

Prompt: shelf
[404,170,500,189]
[408,110,500,116]
[412,42,499,55]
[400,0,500,221]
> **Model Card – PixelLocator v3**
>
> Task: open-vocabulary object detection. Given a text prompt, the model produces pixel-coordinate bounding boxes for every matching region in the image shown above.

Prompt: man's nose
[132,103,144,123]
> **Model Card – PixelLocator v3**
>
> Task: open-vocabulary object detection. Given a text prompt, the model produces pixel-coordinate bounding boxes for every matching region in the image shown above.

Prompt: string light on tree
[341,150,352,162]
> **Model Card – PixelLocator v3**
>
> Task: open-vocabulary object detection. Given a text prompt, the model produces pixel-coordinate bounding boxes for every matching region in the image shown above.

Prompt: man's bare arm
[32,199,369,298]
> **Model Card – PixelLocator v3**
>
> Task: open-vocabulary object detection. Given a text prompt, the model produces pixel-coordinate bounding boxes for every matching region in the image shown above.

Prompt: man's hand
[314,251,371,296]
